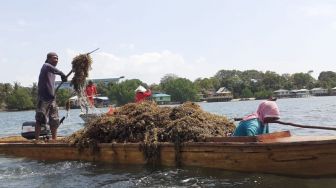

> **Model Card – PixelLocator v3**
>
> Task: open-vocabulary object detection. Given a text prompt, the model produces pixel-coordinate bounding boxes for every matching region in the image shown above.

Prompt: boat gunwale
[1,137,336,148]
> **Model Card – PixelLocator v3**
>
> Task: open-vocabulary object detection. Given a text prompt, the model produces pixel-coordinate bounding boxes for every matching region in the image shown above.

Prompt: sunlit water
[1,96,336,187]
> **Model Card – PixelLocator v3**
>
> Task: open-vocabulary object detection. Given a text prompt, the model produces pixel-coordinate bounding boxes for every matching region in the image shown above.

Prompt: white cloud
[330,21,336,30]
[19,41,31,47]
[17,19,29,27]
[119,43,135,50]
[300,4,336,17]
[195,56,206,64]
[64,50,215,84]
[0,57,8,64]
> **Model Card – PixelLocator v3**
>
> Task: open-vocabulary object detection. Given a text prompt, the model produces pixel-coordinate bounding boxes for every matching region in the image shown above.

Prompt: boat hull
[79,114,100,122]
[1,136,336,177]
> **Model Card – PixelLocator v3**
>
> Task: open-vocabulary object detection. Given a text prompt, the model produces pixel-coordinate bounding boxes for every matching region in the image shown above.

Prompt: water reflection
[1,157,336,188]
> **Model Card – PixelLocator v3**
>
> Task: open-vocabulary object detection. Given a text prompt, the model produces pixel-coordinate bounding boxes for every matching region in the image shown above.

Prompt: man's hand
[61,74,67,82]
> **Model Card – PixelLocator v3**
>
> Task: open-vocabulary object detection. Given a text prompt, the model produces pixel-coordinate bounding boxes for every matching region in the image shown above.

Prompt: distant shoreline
[0,108,34,112]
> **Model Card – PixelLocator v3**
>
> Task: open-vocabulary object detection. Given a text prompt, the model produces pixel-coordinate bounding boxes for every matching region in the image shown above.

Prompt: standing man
[35,52,67,140]
[85,80,97,107]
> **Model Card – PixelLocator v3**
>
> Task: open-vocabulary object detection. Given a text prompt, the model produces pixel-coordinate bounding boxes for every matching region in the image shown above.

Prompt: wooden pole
[233,118,336,131]
[274,120,336,131]
[55,70,73,93]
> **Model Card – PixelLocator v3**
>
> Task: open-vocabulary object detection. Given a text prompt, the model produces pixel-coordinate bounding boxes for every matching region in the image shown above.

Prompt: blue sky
[1,0,336,86]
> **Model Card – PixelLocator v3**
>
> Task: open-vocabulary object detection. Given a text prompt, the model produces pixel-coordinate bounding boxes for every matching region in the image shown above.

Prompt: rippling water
[1,96,336,187]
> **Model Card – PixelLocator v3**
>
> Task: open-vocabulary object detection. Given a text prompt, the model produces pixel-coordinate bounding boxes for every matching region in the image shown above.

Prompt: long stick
[55,70,73,93]
[87,48,100,55]
[55,48,99,93]
[233,118,336,131]
[274,120,336,131]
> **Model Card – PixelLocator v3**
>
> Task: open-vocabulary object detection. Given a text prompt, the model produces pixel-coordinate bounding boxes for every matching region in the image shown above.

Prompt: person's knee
[49,119,60,128]
[35,112,47,124]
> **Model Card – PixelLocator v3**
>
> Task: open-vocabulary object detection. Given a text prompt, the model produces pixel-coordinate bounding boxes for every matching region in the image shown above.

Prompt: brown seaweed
[64,101,235,164]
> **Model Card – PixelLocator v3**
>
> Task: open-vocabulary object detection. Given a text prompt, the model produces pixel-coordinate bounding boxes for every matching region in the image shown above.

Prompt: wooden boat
[79,113,100,122]
[1,131,336,177]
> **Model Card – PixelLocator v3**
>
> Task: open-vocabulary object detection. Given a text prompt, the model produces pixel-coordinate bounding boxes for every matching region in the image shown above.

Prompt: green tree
[214,70,249,97]
[280,73,293,89]
[108,79,143,106]
[56,88,72,107]
[291,73,315,89]
[30,83,38,107]
[6,87,34,110]
[262,71,282,90]
[161,77,198,102]
[254,89,273,100]
[215,70,242,81]
[194,77,219,92]
[240,70,264,94]
[160,73,179,84]
[96,81,110,96]
[241,87,253,98]
[149,83,161,93]
[0,83,13,108]
[317,71,336,88]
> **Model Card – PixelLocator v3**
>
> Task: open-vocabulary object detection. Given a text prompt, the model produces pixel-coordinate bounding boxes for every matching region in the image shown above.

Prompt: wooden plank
[205,136,257,142]
[256,131,291,142]
[205,131,291,143]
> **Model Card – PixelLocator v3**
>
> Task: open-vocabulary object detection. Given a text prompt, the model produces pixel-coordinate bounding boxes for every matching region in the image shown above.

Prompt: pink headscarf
[242,101,280,123]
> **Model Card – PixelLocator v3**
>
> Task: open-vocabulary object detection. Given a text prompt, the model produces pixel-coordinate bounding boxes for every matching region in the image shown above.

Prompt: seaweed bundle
[71,54,93,92]
[64,101,235,164]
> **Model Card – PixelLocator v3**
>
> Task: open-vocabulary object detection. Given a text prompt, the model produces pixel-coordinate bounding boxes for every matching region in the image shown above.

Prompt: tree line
[1,70,336,111]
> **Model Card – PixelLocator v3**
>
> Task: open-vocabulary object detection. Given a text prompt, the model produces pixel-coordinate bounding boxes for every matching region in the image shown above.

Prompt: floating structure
[201,87,233,102]
[69,96,110,108]
[332,87,336,96]
[151,93,171,105]
[310,88,328,96]
[273,88,331,98]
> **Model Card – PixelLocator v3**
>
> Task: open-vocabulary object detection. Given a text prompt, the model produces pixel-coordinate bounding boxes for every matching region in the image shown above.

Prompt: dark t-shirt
[38,63,63,101]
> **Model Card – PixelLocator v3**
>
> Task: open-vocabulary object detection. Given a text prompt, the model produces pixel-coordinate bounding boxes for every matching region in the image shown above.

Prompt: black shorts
[35,100,59,128]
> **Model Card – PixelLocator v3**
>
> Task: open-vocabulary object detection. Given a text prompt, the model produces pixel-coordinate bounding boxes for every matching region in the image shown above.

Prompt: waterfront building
[332,87,336,95]
[273,89,290,98]
[151,93,171,105]
[310,88,328,96]
[55,77,124,90]
[291,89,310,98]
[203,87,233,102]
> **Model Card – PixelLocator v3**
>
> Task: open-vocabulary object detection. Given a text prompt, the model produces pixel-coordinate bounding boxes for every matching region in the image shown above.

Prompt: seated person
[135,85,152,103]
[233,100,280,136]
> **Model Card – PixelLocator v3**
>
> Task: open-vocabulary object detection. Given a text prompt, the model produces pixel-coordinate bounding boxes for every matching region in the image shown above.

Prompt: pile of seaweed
[64,101,235,164]
[71,54,92,92]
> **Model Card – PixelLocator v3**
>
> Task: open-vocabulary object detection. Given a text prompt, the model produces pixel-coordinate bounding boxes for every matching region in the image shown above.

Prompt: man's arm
[45,63,67,81]
[45,63,64,75]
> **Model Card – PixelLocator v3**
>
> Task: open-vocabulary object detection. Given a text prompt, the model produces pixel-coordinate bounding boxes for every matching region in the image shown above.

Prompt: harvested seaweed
[71,54,93,92]
[65,101,235,164]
